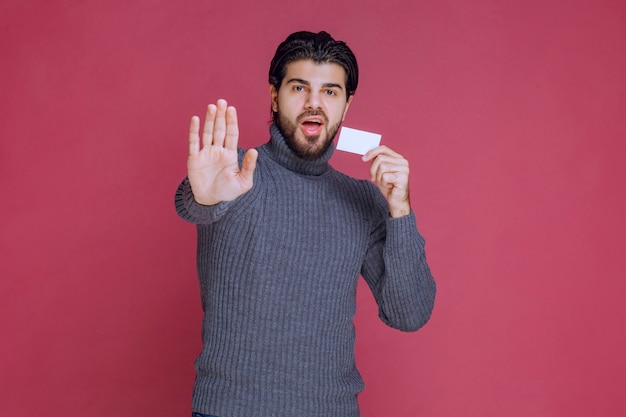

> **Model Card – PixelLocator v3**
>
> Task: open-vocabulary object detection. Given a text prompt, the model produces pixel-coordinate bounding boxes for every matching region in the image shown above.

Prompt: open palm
[187,99,258,206]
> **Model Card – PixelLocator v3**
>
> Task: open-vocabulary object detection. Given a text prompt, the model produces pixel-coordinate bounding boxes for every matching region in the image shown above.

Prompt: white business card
[336,127,382,155]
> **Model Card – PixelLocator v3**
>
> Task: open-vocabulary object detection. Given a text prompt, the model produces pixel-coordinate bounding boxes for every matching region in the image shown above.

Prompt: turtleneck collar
[260,123,334,176]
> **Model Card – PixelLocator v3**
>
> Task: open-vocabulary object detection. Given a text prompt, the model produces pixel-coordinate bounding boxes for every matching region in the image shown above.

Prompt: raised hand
[362,146,411,218]
[187,99,258,206]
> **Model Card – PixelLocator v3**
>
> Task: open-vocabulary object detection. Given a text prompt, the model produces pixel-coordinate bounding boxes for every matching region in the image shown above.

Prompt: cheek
[276,93,296,113]
[330,103,349,122]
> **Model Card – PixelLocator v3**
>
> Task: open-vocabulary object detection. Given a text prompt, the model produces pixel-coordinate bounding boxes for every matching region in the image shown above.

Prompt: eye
[294,85,305,92]
[325,89,336,96]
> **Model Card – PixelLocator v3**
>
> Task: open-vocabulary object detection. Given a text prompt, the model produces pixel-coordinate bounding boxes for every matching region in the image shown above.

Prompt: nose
[305,90,322,110]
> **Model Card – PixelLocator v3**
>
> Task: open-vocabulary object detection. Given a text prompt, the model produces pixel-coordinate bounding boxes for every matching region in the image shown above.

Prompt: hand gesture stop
[187,99,258,206]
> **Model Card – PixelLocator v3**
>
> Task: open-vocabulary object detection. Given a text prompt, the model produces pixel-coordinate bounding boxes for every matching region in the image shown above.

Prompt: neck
[262,124,334,176]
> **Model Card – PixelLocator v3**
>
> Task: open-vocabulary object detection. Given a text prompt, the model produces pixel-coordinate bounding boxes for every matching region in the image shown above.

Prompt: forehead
[282,60,347,87]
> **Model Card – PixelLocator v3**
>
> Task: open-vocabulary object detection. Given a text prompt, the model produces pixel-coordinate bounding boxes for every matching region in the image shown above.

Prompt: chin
[304,140,334,160]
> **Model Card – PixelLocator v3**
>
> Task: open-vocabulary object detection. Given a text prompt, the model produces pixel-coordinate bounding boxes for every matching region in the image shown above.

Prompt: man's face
[270,60,352,160]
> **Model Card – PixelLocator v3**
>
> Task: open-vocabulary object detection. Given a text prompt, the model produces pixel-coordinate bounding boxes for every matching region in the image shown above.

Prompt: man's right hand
[187,99,258,206]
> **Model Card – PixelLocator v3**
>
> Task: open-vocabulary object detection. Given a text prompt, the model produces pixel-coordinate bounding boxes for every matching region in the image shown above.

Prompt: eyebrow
[286,78,344,90]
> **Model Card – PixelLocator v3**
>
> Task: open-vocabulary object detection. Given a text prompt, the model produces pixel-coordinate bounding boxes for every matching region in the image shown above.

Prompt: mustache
[296,110,328,124]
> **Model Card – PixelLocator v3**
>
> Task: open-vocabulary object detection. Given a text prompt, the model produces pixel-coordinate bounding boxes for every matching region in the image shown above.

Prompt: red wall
[2,1,625,416]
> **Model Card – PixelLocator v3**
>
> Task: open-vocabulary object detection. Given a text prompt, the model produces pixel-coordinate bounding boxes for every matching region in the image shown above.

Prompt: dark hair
[268,31,359,120]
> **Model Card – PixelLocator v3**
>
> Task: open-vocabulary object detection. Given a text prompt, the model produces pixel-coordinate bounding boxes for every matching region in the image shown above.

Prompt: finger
[369,154,394,183]
[224,106,239,150]
[212,99,228,147]
[369,156,381,182]
[202,104,217,148]
[189,115,200,156]
[380,163,409,184]
[368,152,407,172]
[240,148,258,181]
[362,145,402,162]
[380,171,408,187]
[371,157,409,186]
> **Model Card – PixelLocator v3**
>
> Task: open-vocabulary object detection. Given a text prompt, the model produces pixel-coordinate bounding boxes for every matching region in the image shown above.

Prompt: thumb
[240,148,258,181]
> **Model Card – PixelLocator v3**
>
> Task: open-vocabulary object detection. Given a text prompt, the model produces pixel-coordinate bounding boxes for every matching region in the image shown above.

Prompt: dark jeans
[192,413,218,417]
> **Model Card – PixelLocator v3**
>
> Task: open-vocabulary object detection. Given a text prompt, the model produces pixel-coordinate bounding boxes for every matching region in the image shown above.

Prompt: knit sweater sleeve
[174,177,233,225]
[361,200,436,332]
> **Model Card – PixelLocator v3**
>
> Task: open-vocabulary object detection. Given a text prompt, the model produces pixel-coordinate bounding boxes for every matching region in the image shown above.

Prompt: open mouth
[300,116,325,136]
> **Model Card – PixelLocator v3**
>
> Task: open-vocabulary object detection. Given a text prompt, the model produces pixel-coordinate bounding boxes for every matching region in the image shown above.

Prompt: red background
[2,1,625,416]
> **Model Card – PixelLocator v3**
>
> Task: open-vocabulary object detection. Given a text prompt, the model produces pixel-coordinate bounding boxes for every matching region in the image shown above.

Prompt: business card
[336,127,382,155]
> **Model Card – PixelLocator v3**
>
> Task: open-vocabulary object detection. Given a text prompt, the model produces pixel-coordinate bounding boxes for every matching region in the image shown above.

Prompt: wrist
[389,202,411,218]
[193,195,221,206]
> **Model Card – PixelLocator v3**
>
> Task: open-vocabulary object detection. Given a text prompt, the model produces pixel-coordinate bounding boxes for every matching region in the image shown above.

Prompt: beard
[275,109,342,161]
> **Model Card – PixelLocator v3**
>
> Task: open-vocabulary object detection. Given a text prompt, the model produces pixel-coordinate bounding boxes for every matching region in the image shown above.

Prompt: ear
[341,95,354,121]
[269,84,279,113]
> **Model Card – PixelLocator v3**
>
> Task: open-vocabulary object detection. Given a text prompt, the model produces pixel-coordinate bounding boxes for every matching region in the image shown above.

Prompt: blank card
[336,127,382,155]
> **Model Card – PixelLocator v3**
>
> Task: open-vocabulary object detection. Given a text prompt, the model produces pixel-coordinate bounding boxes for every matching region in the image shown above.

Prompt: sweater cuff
[175,178,231,224]
[386,210,426,248]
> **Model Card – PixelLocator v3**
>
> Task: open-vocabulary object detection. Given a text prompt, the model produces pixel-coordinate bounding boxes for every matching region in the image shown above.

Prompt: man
[175,31,436,417]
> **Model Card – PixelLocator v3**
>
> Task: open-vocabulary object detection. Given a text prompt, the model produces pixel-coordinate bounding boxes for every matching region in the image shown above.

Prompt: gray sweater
[175,124,436,417]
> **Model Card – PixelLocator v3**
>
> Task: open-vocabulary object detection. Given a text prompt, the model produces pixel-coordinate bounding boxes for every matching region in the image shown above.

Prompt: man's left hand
[362,145,412,218]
